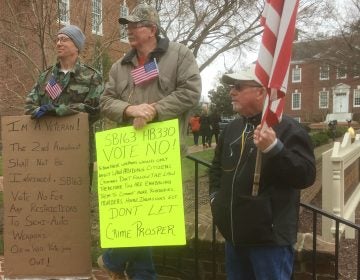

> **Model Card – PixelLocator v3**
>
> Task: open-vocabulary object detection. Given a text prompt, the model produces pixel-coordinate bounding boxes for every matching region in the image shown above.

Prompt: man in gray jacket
[100,4,201,156]
[98,3,201,280]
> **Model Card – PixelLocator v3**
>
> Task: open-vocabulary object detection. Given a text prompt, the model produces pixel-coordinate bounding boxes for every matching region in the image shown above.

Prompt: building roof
[292,35,360,64]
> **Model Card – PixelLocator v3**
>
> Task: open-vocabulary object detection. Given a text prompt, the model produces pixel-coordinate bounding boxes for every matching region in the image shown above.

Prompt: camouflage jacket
[25,59,104,124]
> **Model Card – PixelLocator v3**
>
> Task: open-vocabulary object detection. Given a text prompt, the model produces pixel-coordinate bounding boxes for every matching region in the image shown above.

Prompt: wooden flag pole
[252,148,262,196]
[252,88,267,197]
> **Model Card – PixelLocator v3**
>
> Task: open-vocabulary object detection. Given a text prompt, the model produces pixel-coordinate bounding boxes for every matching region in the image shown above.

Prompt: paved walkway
[187,143,215,154]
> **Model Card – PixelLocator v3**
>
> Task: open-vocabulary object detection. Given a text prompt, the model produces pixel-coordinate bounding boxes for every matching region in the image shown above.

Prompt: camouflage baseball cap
[118,4,160,26]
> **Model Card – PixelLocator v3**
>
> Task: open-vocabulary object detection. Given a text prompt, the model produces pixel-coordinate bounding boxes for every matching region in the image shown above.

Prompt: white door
[333,92,348,113]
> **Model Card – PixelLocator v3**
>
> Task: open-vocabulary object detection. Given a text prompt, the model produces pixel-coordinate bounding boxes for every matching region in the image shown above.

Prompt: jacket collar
[243,113,262,127]
[53,58,81,75]
[121,37,170,65]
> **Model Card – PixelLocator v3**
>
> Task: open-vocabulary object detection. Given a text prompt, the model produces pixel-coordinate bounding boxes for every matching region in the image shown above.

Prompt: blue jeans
[102,247,157,280]
[225,241,294,280]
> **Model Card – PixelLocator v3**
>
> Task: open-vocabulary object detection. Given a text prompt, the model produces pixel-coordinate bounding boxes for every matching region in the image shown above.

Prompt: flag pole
[251,94,267,196]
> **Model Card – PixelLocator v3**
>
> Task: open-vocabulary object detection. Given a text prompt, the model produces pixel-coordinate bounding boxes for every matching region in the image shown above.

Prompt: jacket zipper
[230,147,254,244]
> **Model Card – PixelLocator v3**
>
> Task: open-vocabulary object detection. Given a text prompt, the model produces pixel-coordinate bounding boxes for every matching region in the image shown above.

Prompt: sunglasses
[230,83,263,91]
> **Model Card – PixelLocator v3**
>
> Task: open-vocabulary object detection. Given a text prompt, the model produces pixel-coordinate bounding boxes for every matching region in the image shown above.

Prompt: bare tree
[0,0,333,114]
[297,0,360,74]
[334,0,360,59]
[142,0,330,72]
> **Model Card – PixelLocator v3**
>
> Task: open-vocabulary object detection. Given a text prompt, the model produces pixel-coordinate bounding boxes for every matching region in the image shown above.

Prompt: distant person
[98,3,201,279]
[209,67,316,279]
[189,114,201,145]
[210,111,221,145]
[199,109,212,148]
[24,24,104,184]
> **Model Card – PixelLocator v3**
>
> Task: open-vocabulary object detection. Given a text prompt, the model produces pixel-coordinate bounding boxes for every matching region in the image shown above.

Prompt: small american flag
[131,59,159,86]
[45,75,63,100]
[255,0,300,128]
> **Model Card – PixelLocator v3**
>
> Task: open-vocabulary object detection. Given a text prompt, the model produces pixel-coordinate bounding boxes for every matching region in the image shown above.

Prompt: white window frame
[59,0,70,24]
[293,117,301,123]
[319,65,329,80]
[292,65,301,83]
[119,2,129,42]
[336,65,347,79]
[92,0,103,35]
[292,90,301,110]
[353,88,360,107]
[319,90,329,109]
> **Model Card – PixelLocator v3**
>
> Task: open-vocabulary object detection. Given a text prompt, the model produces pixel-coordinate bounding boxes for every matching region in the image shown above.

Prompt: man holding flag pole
[209,0,316,278]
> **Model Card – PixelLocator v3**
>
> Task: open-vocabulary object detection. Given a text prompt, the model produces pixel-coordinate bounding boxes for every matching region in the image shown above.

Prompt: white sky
[200,50,259,102]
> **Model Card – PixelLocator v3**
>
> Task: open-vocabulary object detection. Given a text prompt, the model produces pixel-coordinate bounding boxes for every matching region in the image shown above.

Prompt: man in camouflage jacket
[25,25,103,124]
[24,25,104,182]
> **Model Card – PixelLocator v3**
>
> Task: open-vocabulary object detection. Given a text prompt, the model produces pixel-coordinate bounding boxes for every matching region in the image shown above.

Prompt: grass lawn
[183,134,215,178]
[182,148,214,181]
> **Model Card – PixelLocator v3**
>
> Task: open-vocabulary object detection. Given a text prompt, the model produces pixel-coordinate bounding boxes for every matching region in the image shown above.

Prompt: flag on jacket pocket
[131,59,159,86]
[45,75,63,100]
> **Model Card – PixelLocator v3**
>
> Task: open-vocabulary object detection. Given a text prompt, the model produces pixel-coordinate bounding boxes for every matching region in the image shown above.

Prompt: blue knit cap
[58,25,86,51]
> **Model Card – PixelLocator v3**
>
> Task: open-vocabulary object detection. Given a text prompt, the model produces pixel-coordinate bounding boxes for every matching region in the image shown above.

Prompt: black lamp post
[328,120,337,141]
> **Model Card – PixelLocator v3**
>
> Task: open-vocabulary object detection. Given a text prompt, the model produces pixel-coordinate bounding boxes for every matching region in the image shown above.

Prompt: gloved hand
[31,104,55,119]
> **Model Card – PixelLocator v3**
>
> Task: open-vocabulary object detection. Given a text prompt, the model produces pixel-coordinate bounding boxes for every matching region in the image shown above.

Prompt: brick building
[0,0,137,117]
[285,36,360,124]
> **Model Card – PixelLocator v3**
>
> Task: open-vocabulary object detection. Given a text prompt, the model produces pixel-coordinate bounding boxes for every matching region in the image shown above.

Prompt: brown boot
[97,255,129,280]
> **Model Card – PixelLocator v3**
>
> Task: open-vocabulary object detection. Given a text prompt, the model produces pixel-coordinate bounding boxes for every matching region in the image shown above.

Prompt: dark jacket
[209,115,316,246]
[199,114,211,136]
[210,114,221,134]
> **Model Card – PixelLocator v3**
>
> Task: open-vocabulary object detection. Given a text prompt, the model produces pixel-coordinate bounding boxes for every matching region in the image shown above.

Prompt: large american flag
[255,0,300,128]
[131,59,159,86]
[45,75,63,100]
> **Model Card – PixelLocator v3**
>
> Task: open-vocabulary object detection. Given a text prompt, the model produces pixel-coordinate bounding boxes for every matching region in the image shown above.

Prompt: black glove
[31,104,55,119]
[84,104,99,114]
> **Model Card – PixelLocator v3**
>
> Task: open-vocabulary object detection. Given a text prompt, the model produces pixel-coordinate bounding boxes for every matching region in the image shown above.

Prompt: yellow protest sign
[95,119,186,248]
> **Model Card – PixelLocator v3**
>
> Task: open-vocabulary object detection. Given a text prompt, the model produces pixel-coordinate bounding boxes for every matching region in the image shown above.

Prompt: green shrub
[326,126,348,138]
[311,131,329,147]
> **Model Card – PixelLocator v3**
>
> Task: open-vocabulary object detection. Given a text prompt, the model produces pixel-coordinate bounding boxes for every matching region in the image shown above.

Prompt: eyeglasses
[54,36,71,44]
[230,83,262,92]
